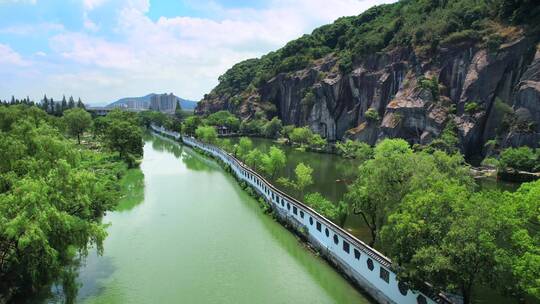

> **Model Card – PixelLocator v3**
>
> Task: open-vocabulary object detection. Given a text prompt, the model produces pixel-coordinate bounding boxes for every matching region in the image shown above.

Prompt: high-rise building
[150,93,177,114]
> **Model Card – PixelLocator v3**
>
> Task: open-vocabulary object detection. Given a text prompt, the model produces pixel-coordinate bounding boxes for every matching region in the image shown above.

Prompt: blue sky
[0,0,393,104]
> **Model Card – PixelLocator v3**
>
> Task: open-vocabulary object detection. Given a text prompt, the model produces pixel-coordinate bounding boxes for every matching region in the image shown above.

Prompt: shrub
[309,134,327,149]
[289,127,313,145]
[281,125,295,139]
[364,108,380,122]
[498,147,538,172]
[301,90,316,107]
[418,76,439,100]
[426,120,460,154]
[336,139,373,161]
[441,29,481,45]
[338,51,353,73]
[481,157,499,168]
[464,101,480,114]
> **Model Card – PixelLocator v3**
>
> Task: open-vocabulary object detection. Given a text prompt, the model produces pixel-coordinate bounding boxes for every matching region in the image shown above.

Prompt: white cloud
[0,22,64,35]
[83,12,100,31]
[0,43,30,66]
[6,0,395,103]
[50,33,138,69]
[83,0,108,11]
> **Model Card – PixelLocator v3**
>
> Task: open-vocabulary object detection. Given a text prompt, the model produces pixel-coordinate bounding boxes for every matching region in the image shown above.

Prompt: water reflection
[115,168,145,212]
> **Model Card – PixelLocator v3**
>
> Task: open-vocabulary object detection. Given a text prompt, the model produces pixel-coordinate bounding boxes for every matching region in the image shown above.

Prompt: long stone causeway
[150,125,454,304]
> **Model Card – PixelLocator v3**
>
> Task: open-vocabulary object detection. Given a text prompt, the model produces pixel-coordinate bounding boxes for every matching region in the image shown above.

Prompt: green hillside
[206,0,539,102]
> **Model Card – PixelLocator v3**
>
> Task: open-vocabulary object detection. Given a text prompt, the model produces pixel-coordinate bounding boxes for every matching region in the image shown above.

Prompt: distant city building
[150,93,178,114]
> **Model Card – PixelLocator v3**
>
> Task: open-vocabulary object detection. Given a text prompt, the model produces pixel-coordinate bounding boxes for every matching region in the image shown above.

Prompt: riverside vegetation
[158,108,540,304]
[0,102,143,303]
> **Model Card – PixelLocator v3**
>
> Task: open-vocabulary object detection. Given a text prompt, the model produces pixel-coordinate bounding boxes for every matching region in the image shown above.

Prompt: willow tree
[262,146,286,178]
[277,162,313,198]
[0,105,123,302]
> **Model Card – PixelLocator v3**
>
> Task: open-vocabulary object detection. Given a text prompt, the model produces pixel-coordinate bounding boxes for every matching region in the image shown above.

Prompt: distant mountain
[177,98,198,110]
[107,93,198,110]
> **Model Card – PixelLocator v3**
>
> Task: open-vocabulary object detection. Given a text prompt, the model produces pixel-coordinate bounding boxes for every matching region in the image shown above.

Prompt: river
[72,134,372,304]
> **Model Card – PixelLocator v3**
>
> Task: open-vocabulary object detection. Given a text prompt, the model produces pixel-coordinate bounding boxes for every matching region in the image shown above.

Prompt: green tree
[289,127,313,146]
[380,181,501,304]
[281,125,295,140]
[426,120,460,154]
[68,96,75,109]
[206,110,240,132]
[103,119,143,167]
[336,139,368,159]
[76,97,85,109]
[235,137,253,159]
[139,111,169,128]
[63,108,93,144]
[240,119,266,135]
[262,146,286,178]
[495,180,540,300]
[42,94,50,113]
[0,106,124,302]
[195,125,218,144]
[60,95,67,113]
[245,148,265,170]
[263,117,283,138]
[182,116,202,135]
[345,139,416,246]
[498,146,538,172]
[304,192,347,224]
[277,162,313,197]
[464,101,480,114]
[92,116,108,138]
[218,138,234,153]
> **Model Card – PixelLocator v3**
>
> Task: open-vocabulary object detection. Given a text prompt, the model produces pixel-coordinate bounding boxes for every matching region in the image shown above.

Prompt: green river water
[73,134,372,304]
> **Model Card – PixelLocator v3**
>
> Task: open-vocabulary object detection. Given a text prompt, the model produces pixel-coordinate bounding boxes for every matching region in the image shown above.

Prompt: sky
[0,0,394,105]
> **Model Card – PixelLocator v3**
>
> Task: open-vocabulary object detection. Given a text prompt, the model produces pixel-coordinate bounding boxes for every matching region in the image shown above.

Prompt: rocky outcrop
[197,38,540,158]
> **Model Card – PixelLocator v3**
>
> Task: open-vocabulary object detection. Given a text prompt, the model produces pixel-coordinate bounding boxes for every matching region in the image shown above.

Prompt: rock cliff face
[197,37,540,158]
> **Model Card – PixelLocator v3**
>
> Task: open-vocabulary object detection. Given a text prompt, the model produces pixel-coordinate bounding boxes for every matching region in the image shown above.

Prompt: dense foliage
[335,139,374,160]
[498,146,539,172]
[195,125,218,144]
[206,0,539,102]
[0,105,127,302]
[96,110,143,168]
[304,192,348,225]
[277,163,314,198]
[343,138,539,303]
[64,108,92,144]
[139,110,184,133]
